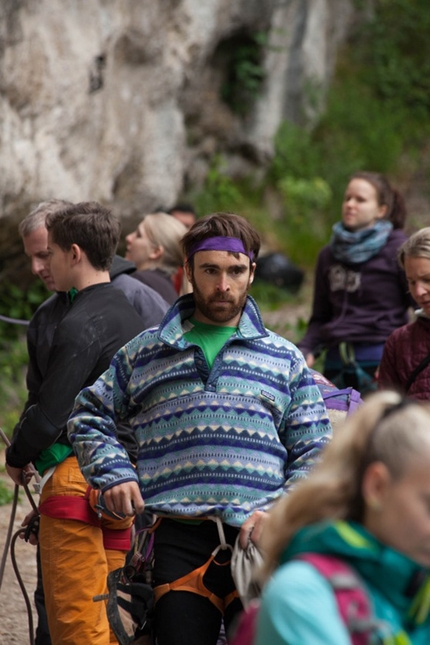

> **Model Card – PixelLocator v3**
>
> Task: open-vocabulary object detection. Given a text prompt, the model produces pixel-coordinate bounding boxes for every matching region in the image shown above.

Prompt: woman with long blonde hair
[255,391,430,644]
[125,212,190,304]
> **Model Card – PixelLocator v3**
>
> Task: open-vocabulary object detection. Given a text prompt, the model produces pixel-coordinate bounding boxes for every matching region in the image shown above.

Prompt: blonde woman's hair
[260,391,430,580]
[398,226,430,267]
[140,212,187,275]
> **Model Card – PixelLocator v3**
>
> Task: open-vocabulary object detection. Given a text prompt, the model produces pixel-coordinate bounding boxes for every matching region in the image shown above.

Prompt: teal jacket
[255,521,430,644]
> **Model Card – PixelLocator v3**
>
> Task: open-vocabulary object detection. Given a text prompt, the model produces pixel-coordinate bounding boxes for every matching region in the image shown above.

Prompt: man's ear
[249,262,256,284]
[70,243,82,265]
[362,461,391,510]
[184,261,193,283]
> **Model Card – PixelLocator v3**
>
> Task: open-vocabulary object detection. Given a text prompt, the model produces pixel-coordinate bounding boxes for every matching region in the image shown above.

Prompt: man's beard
[192,282,249,324]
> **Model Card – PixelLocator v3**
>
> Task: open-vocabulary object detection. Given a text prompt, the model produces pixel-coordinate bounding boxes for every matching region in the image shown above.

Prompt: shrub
[0,480,15,506]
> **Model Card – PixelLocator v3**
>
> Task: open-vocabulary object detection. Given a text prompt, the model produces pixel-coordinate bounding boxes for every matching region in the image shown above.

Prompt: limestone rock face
[0,0,354,280]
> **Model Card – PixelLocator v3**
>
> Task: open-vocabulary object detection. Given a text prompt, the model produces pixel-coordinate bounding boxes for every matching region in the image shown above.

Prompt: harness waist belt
[39,495,132,550]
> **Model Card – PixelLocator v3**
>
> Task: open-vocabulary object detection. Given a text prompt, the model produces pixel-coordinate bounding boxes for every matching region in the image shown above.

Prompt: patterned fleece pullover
[68,294,332,527]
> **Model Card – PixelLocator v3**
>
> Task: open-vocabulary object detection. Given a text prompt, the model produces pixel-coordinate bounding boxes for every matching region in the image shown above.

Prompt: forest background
[1,0,430,503]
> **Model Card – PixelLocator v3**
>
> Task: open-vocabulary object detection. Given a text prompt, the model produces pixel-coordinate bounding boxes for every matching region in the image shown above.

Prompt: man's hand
[305,352,315,368]
[239,510,268,549]
[19,509,40,546]
[6,462,35,486]
[102,481,145,517]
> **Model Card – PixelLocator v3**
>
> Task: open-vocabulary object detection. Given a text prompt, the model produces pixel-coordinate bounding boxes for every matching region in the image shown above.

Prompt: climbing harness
[100,515,240,645]
[95,513,158,645]
[153,516,239,614]
[38,486,133,551]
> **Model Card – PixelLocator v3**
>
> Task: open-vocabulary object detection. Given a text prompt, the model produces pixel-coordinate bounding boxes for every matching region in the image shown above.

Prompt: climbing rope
[0,313,29,326]
[0,427,39,645]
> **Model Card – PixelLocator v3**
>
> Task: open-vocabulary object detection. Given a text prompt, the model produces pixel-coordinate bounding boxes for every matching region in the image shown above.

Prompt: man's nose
[31,257,44,275]
[216,274,230,291]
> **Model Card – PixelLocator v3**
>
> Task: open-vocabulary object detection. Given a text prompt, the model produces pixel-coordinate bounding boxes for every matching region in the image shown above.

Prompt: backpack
[230,553,379,645]
[310,369,362,432]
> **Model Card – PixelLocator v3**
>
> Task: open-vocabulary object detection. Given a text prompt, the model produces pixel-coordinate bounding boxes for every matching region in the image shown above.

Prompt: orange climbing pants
[39,456,132,645]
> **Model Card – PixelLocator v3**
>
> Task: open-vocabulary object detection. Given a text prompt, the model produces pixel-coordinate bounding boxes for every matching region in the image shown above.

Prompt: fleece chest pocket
[256,390,283,428]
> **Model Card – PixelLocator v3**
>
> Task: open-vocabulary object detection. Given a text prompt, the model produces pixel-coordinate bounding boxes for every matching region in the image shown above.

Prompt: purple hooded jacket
[298,229,413,356]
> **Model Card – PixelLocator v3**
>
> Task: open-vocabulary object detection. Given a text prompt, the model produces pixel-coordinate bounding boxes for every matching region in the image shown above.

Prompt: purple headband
[187,236,254,261]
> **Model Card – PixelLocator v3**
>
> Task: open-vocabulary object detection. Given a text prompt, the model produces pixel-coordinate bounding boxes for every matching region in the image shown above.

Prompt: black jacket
[7,283,144,467]
[12,256,169,460]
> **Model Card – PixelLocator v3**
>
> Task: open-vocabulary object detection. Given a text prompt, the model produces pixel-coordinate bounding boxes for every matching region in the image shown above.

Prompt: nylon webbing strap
[405,352,430,393]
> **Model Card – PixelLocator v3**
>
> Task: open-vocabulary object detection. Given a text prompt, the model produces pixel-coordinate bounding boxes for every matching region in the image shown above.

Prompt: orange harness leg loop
[153,543,239,614]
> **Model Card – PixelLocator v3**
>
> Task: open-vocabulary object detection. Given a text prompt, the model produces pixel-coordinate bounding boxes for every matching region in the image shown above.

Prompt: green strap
[339,342,356,366]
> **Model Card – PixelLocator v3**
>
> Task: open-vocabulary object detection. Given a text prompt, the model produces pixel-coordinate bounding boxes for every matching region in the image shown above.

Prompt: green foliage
[352,0,430,120]
[0,334,28,438]
[267,122,334,263]
[0,480,14,506]
[0,281,45,438]
[192,155,244,215]
[0,279,48,339]
[311,81,407,216]
[221,32,267,115]
[276,175,332,265]
[249,280,296,311]
[278,177,331,212]
[286,316,309,347]
[270,121,322,183]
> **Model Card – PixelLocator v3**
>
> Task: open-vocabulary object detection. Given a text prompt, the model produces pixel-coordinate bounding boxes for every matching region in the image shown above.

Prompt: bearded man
[67,212,332,645]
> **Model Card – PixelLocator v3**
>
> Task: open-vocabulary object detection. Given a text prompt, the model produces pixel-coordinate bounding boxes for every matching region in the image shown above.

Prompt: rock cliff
[0,0,355,281]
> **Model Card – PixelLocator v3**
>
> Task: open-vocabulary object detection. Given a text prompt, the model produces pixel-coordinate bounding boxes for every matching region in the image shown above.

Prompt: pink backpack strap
[229,598,260,645]
[231,552,381,645]
[296,553,376,645]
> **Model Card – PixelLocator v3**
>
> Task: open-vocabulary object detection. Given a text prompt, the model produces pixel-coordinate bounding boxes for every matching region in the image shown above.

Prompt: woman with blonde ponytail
[255,391,430,644]
[125,212,190,304]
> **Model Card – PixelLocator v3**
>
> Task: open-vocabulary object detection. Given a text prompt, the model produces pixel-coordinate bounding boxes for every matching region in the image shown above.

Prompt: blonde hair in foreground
[260,390,430,580]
